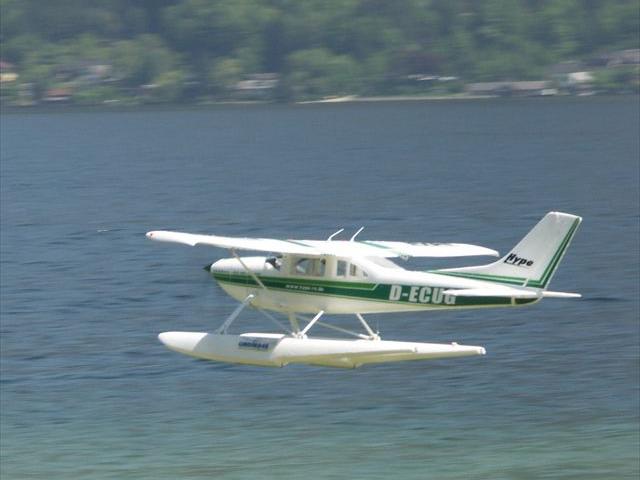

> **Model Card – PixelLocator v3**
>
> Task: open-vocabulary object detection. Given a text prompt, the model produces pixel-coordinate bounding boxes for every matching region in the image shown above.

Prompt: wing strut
[257,309,293,334]
[229,248,266,290]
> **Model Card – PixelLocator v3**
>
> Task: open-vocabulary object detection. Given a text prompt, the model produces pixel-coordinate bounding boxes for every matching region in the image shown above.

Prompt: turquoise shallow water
[1,98,639,479]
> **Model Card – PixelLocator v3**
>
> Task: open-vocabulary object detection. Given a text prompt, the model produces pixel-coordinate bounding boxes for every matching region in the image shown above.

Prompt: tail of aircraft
[436,212,582,291]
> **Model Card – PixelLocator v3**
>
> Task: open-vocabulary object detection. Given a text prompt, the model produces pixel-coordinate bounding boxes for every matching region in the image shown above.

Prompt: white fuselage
[208,254,538,314]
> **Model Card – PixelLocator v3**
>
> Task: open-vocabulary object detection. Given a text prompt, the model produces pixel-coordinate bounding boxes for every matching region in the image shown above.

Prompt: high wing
[146,231,316,255]
[146,230,499,258]
[294,240,499,258]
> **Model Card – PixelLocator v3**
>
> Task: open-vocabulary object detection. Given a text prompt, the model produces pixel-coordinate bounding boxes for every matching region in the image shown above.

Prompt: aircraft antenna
[327,228,344,241]
[350,226,365,241]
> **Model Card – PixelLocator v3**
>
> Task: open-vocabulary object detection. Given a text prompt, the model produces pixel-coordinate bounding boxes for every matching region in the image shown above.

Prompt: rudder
[435,212,582,289]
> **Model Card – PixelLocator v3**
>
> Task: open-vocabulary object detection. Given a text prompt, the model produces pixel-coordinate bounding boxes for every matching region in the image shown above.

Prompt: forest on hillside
[1,0,638,104]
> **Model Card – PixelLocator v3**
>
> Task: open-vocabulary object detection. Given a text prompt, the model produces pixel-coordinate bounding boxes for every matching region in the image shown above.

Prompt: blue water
[1,98,638,479]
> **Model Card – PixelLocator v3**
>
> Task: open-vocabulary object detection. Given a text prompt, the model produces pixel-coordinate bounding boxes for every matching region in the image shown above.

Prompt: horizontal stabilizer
[540,291,581,298]
[444,287,581,299]
[444,287,540,299]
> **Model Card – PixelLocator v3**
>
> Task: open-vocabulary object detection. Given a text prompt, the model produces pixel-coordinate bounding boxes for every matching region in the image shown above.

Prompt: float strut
[299,310,325,338]
[216,294,255,334]
[356,313,380,340]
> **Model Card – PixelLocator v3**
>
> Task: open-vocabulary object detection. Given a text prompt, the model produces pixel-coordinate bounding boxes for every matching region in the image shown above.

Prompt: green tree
[1,0,639,104]
[73,84,120,105]
[111,34,178,86]
[286,48,360,100]
[163,0,259,57]
[155,69,187,101]
[208,57,243,97]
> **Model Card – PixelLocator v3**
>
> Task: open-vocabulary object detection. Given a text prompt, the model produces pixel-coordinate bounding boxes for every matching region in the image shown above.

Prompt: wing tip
[145,230,199,246]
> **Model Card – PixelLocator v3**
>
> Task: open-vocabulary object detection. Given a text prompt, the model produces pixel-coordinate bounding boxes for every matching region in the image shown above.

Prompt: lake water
[1,98,638,479]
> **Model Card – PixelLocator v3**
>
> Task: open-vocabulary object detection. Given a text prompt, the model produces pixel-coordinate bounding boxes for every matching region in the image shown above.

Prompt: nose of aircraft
[203,263,213,272]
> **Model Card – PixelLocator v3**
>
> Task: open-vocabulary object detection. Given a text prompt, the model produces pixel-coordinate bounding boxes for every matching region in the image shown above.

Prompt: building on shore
[465,81,554,97]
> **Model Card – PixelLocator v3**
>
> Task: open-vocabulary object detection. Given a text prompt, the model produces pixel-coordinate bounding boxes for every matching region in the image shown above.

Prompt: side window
[349,263,369,278]
[295,258,312,275]
[337,260,347,276]
[295,258,326,276]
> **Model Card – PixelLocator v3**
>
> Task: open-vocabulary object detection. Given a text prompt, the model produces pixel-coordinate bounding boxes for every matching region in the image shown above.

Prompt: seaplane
[147,211,581,368]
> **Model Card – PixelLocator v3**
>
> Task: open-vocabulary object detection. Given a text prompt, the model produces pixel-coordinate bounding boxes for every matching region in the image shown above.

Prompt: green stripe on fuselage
[214,271,375,290]
[211,271,526,307]
[428,271,527,286]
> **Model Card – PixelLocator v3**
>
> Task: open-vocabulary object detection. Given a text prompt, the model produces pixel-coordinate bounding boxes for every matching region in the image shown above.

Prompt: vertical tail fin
[435,212,582,289]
